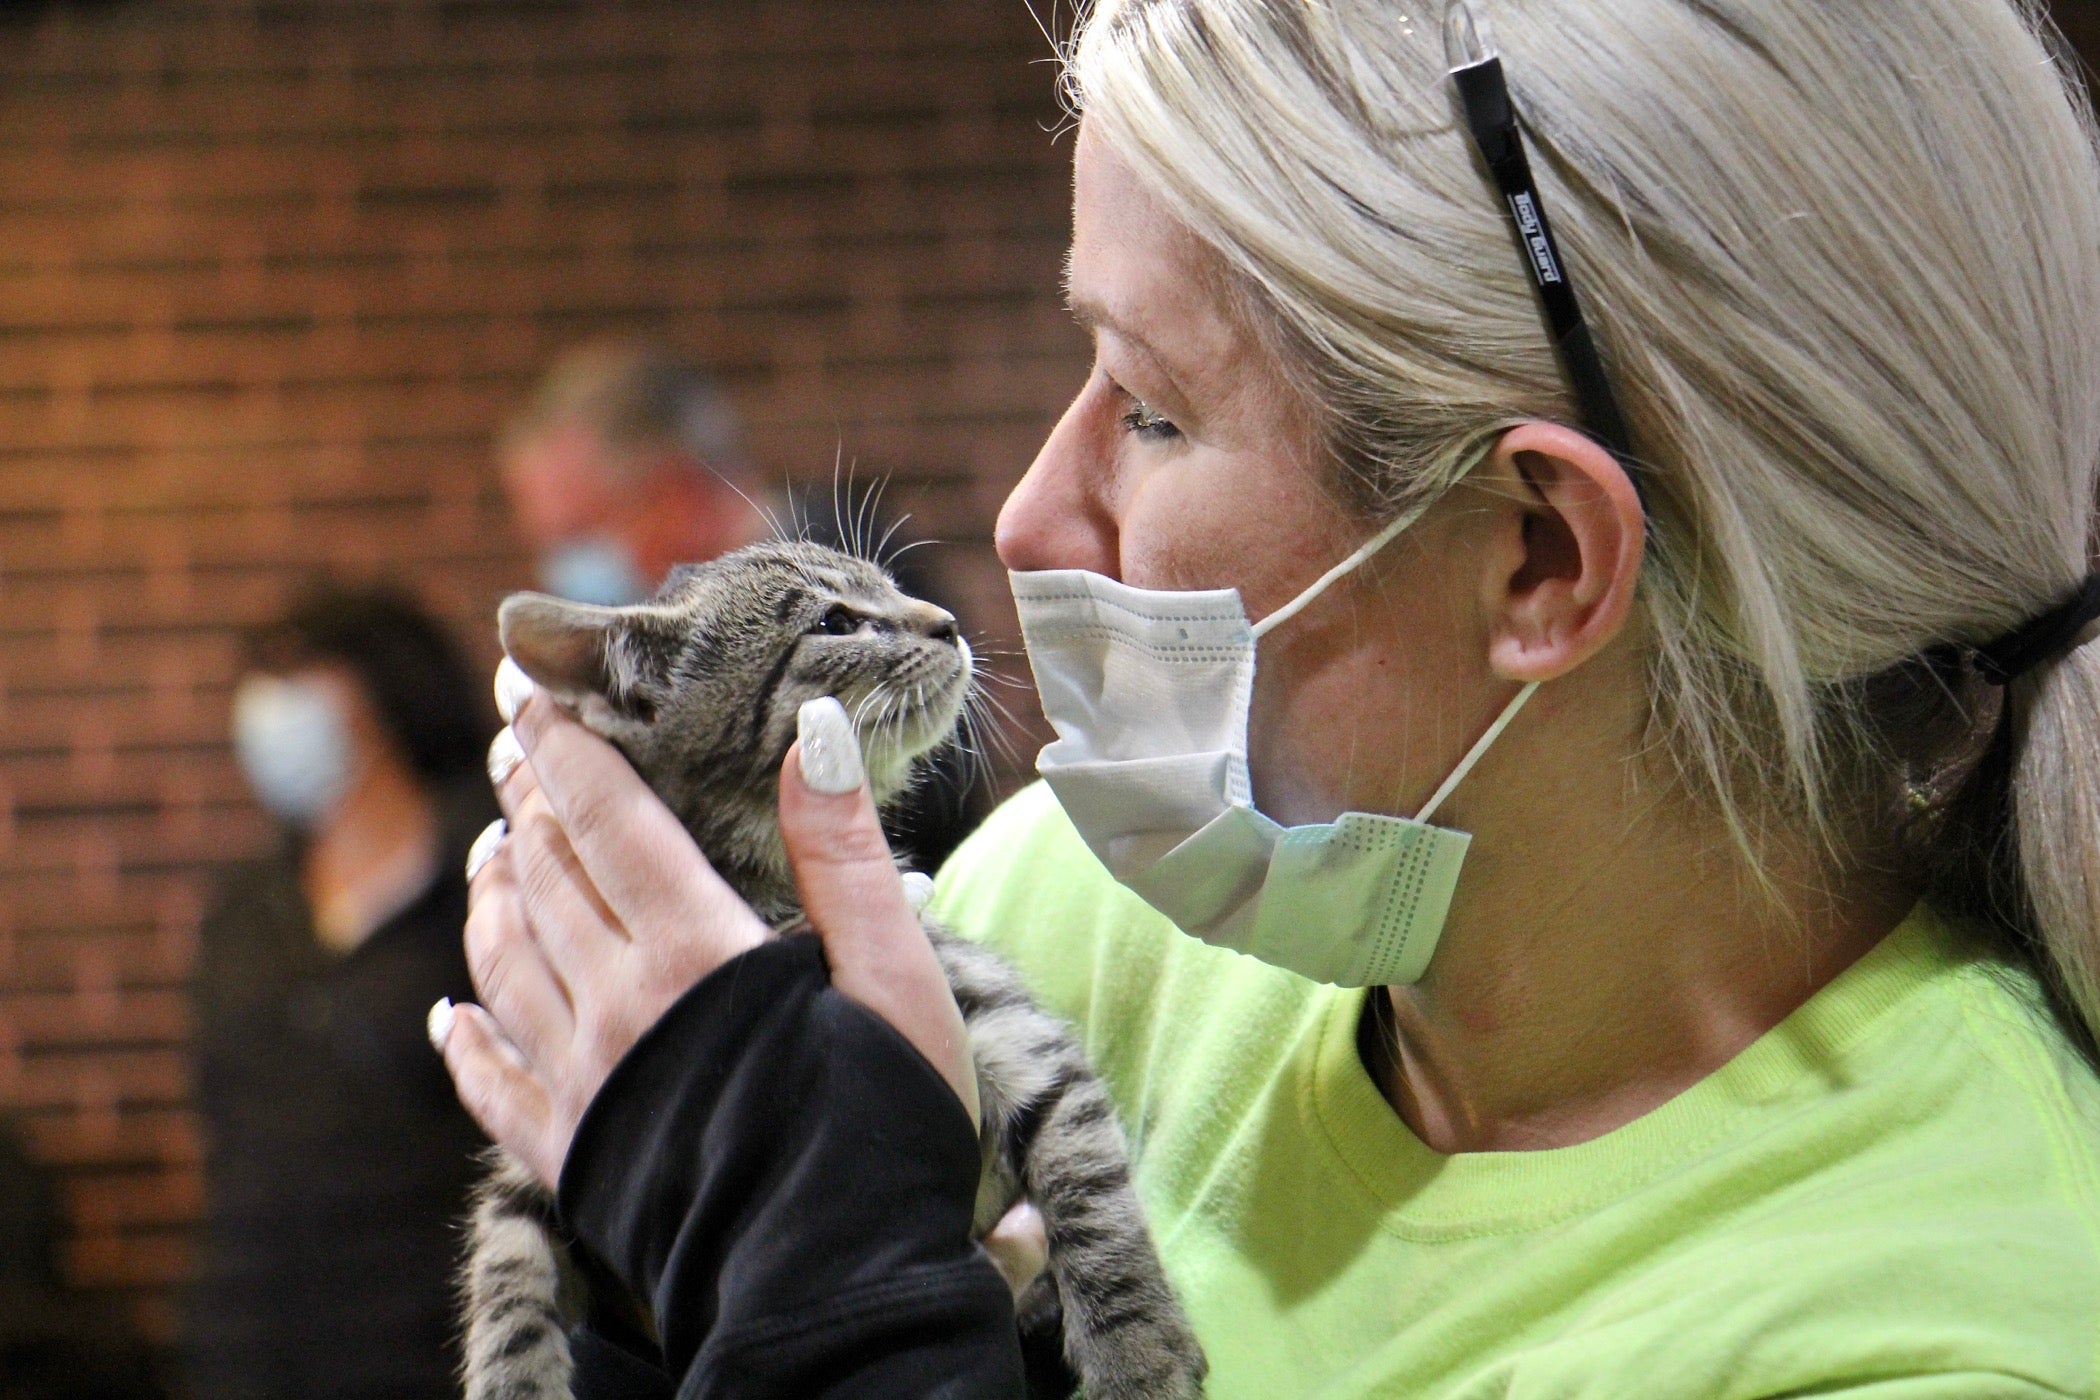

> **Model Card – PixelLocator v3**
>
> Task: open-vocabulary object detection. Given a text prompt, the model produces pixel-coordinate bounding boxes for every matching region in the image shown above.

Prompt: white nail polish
[901,871,936,913]
[465,818,507,883]
[487,726,525,789]
[797,696,865,795]
[427,998,455,1052]
[494,656,535,723]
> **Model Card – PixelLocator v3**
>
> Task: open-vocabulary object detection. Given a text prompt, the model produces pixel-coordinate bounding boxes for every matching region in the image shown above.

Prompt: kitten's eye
[813,604,859,636]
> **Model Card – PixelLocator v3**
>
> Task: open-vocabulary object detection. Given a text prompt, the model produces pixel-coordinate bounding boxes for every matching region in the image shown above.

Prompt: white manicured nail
[465,818,507,882]
[494,657,535,723]
[901,871,935,913]
[427,998,455,1052]
[797,696,865,795]
[487,726,525,789]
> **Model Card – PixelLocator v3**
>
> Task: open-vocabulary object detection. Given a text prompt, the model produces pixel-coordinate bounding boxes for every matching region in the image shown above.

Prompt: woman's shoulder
[1710,906,2100,1246]
[1916,912,2100,1223]
[1626,911,2100,1395]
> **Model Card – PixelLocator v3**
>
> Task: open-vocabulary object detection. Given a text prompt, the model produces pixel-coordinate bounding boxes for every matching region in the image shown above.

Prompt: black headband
[1446,11,1639,497]
[1972,575,2100,687]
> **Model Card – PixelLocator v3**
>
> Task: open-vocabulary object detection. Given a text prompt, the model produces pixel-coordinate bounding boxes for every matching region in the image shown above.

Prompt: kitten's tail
[460,1146,578,1400]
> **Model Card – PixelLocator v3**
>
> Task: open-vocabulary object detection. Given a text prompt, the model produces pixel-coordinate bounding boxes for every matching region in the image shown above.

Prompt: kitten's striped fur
[461,540,1206,1400]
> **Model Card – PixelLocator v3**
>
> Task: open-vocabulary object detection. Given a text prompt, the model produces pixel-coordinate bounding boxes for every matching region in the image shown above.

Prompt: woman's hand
[434,672,977,1189]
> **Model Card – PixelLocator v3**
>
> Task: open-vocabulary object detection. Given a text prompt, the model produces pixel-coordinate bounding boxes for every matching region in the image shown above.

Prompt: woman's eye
[814,605,859,636]
[1119,399,1181,441]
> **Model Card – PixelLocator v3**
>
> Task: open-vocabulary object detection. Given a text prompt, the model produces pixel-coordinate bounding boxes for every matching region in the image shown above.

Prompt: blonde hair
[1067,0,2100,1038]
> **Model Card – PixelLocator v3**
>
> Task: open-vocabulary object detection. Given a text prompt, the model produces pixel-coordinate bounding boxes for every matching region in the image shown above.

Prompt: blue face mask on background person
[538,534,648,607]
[232,674,357,828]
[1011,501,1538,988]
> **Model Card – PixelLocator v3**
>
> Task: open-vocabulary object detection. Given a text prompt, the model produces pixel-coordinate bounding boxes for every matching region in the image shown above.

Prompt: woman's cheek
[1116,453,1273,591]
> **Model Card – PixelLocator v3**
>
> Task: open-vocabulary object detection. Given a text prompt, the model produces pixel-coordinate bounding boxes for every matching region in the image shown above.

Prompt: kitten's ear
[498,593,672,718]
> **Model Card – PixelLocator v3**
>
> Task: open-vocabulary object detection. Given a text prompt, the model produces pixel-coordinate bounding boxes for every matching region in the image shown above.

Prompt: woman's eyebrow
[1066,289,1149,348]
[1062,252,1163,350]
[1066,289,1195,402]
[1060,249,1210,412]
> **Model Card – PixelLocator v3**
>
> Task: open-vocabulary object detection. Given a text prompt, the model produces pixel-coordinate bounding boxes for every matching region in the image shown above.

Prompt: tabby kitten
[460,540,1207,1400]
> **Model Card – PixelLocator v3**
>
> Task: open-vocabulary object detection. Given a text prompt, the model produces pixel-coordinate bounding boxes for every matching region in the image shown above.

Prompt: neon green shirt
[931,784,2100,1399]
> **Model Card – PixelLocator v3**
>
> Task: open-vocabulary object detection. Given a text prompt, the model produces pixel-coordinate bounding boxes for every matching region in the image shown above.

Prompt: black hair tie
[1972,575,2100,686]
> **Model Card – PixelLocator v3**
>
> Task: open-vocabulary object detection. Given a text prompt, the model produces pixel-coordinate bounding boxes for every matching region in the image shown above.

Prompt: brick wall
[4,0,2099,1362]
[0,0,1085,1344]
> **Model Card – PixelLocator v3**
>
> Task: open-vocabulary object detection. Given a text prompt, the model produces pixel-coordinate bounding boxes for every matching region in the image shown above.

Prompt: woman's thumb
[779,697,977,1122]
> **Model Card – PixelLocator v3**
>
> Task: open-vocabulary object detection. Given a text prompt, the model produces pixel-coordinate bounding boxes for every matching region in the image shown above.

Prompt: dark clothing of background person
[186,780,492,1400]
[0,1120,167,1399]
[554,936,1029,1400]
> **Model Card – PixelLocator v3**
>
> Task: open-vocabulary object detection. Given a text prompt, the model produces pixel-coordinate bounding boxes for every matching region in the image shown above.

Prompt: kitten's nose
[906,602,960,645]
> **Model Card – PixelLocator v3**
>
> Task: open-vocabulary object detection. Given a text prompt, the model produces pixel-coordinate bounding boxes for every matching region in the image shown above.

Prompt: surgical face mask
[539,535,648,607]
[1011,502,1537,988]
[232,674,357,828]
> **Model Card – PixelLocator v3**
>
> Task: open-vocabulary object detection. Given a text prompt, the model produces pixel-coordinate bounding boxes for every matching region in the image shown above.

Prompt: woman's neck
[1372,663,1920,1155]
[302,758,441,956]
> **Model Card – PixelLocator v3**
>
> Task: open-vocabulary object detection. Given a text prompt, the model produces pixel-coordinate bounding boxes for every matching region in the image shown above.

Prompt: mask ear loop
[1252,408,1515,645]
[1413,680,1541,825]
[1249,505,1432,641]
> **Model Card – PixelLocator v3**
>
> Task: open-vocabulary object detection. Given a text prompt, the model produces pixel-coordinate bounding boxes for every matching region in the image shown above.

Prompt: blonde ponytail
[2013,642,2100,1037]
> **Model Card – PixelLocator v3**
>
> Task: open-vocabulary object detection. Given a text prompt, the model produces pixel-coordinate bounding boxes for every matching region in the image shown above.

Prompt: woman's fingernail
[797,696,865,795]
[487,726,525,788]
[494,657,535,724]
[465,818,507,883]
[427,998,456,1052]
[901,871,935,913]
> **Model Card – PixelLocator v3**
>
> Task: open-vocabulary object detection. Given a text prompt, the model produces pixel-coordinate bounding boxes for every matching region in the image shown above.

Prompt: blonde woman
[438,1,2100,1394]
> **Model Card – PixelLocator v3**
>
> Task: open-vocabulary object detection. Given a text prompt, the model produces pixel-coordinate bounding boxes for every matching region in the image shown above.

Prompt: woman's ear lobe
[1482,424,1645,682]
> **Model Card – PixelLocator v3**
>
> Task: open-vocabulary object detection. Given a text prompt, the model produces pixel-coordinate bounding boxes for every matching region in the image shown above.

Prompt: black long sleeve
[557,933,1026,1400]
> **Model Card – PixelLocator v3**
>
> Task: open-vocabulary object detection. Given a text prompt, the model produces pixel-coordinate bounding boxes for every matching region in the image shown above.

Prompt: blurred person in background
[499,337,773,608]
[500,338,988,868]
[187,585,494,1400]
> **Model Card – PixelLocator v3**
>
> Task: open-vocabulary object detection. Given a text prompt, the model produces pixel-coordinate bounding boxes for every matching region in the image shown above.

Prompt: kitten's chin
[853,673,969,807]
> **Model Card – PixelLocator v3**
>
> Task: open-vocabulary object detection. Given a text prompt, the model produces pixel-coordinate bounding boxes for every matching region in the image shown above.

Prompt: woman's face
[997,123,1499,826]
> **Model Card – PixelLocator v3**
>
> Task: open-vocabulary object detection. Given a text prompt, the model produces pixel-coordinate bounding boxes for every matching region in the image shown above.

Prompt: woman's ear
[1475,422,1645,682]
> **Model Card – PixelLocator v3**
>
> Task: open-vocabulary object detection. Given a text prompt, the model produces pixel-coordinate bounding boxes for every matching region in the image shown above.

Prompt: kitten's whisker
[970,695,1022,760]
[873,511,916,569]
[960,642,1030,665]
[859,470,895,563]
[829,449,854,558]
[851,689,881,729]
[709,468,789,550]
[958,683,1022,779]
[881,536,938,567]
[954,700,1017,794]
[964,704,1026,778]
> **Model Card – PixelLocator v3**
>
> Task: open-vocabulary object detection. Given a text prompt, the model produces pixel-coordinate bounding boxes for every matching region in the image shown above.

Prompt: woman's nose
[996,387,1121,577]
